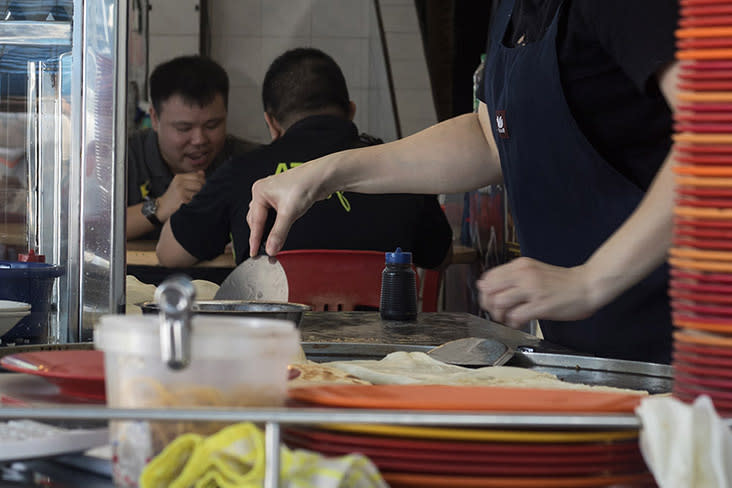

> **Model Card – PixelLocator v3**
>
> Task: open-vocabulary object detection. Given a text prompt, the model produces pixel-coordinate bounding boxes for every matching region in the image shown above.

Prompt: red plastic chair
[276,249,440,312]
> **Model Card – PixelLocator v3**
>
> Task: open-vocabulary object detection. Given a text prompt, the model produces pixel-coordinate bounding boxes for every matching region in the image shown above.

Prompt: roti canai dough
[326,351,647,394]
[288,360,371,388]
[125,275,220,314]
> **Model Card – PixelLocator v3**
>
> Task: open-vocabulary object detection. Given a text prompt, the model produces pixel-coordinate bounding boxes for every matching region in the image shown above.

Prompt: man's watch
[141,197,162,227]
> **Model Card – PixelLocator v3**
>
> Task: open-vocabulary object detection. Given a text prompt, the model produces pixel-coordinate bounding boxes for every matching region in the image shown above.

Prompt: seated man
[157,48,452,269]
[127,55,259,240]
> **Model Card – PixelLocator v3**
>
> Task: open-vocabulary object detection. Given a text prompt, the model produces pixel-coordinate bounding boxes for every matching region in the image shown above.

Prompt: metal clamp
[154,275,196,370]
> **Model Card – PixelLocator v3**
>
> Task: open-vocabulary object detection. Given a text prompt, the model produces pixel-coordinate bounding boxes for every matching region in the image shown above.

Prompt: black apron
[482,0,672,363]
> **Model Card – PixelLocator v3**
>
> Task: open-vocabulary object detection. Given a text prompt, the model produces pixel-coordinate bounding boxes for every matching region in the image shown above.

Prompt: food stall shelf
[1,405,727,487]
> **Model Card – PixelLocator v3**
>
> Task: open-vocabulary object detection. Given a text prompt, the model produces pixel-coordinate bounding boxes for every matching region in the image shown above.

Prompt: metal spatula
[214,255,288,301]
[427,337,515,367]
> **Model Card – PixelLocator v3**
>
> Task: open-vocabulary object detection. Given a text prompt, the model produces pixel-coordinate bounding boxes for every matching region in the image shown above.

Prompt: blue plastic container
[0,261,64,344]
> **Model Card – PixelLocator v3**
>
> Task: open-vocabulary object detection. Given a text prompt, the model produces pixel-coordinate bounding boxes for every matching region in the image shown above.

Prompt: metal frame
[0,404,729,488]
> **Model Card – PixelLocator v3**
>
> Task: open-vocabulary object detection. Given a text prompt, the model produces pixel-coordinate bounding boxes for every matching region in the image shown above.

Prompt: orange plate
[677,90,732,101]
[676,26,732,38]
[675,132,732,143]
[675,328,732,347]
[670,247,732,261]
[670,256,732,272]
[675,176,732,188]
[381,472,653,488]
[288,385,644,413]
[673,314,732,333]
[674,165,732,176]
[674,205,732,217]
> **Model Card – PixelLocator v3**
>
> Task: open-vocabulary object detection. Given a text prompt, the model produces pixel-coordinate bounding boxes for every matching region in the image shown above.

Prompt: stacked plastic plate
[671,0,732,415]
[288,385,655,487]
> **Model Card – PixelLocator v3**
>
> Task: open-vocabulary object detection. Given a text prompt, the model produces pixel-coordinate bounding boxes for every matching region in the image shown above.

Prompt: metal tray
[302,342,673,394]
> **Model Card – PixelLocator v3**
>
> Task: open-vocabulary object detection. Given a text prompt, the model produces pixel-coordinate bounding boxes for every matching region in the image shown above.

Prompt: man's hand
[157,170,206,221]
[476,257,598,327]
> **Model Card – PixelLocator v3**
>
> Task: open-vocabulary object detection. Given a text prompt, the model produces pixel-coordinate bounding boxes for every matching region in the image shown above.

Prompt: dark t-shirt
[479,0,677,191]
[170,115,453,269]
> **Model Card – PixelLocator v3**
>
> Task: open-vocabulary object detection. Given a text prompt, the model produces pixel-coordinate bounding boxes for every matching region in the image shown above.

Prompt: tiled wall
[147,0,436,144]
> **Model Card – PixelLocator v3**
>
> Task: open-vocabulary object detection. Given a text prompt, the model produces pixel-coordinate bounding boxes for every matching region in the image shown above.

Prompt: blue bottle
[379,248,417,321]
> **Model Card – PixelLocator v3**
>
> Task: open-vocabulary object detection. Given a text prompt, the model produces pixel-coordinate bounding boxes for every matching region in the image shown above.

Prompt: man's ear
[264,112,284,141]
[347,101,356,121]
[150,106,160,132]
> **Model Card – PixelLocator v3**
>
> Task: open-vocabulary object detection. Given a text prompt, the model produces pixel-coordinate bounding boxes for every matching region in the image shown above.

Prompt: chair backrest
[276,249,442,313]
[276,250,385,312]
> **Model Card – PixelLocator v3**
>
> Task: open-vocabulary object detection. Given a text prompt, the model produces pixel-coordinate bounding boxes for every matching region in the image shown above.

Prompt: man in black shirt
[127,56,259,240]
[245,1,679,363]
[157,48,452,269]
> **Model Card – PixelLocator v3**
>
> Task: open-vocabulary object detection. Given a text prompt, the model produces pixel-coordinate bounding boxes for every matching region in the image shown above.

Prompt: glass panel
[0,0,72,262]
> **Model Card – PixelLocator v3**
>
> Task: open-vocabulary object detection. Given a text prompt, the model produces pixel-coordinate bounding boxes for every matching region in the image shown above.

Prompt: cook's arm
[248,103,502,256]
[156,220,198,267]
[477,61,680,326]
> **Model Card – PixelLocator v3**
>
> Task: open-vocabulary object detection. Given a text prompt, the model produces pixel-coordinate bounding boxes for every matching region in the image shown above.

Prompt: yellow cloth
[139,423,387,488]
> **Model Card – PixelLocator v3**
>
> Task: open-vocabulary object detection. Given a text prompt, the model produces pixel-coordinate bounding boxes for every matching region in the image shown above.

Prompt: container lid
[0,261,64,277]
[94,314,300,359]
[385,247,412,265]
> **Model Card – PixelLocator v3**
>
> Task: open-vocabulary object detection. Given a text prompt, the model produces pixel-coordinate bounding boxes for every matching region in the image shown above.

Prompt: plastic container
[94,314,300,488]
[379,248,418,321]
[0,261,64,343]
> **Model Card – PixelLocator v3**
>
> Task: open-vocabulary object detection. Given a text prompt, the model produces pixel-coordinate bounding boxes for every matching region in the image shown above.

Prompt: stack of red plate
[288,385,656,487]
[672,0,732,415]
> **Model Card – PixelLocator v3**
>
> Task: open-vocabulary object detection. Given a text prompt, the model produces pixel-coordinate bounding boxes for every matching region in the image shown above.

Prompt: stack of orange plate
[288,385,655,487]
[672,0,732,415]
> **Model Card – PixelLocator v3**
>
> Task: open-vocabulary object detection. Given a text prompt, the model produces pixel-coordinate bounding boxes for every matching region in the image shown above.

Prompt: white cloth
[636,395,732,488]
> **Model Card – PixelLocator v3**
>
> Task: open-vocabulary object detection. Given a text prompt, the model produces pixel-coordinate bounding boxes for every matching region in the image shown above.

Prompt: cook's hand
[476,257,599,327]
[247,170,318,257]
[157,170,206,221]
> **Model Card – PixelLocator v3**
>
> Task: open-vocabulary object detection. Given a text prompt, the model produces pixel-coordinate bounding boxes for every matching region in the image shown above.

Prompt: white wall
[145,0,436,144]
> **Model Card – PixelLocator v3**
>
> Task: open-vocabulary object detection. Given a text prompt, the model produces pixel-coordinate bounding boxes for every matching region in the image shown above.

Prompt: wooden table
[126,240,235,268]
[126,241,478,269]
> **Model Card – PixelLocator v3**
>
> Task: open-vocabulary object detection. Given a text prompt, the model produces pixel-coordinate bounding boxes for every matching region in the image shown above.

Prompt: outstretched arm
[247,103,502,256]
[477,61,680,326]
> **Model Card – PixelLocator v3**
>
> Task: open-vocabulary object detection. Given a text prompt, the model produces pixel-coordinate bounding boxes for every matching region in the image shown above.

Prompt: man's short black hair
[262,48,350,126]
[149,56,229,114]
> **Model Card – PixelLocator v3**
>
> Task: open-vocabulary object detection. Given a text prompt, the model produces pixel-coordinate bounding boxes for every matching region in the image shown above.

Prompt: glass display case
[0,0,126,344]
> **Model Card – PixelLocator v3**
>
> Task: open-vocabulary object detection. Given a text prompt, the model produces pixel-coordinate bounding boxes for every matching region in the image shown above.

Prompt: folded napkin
[636,395,732,488]
[139,422,387,488]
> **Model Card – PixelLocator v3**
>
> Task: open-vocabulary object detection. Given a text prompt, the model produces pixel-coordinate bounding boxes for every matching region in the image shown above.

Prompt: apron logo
[495,110,509,139]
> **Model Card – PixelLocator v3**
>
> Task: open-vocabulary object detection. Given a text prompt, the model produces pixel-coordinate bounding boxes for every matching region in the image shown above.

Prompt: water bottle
[379,248,417,321]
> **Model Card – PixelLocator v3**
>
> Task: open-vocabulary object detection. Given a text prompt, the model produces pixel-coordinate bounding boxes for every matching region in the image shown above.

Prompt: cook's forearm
[583,154,675,310]
[319,107,501,197]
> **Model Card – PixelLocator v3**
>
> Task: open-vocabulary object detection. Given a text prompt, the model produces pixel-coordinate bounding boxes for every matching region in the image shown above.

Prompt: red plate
[675,350,732,367]
[672,300,732,316]
[679,16,732,28]
[670,279,732,294]
[675,214,732,228]
[672,313,732,333]
[0,351,105,401]
[675,142,732,151]
[381,472,654,488]
[673,359,732,378]
[674,217,732,228]
[671,268,732,281]
[282,432,644,467]
[680,6,732,17]
[674,340,732,358]
[679,71,732,82]
[677,103,732,113]
[673,236,732,249]
[676,371,732,390]
[670,288,732,304]
[674,389,732,414]
[676,196,732,207]
[674,328,732,347]
[676,152,732,164]
[281,427,642,456]
[678,39,732,50]
[283,439,647,477]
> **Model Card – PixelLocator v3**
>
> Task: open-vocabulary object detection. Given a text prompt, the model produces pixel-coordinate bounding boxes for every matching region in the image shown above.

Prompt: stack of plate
[671,0,732,415]
[288,385,654,487]
[0,300,30,338]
